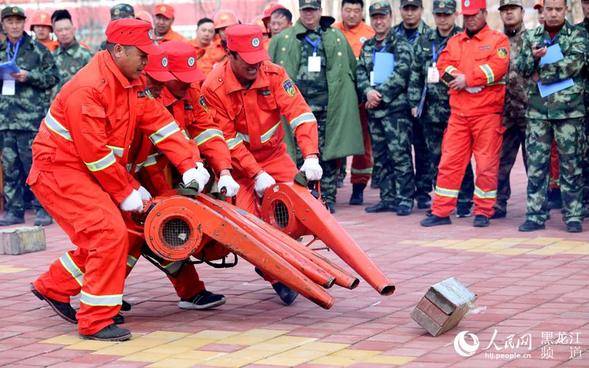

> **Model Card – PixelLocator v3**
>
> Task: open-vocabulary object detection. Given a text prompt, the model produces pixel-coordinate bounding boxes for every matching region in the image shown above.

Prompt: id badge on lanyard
[305,35,322,72]
[2,39,21,96]
[427,41,441,84]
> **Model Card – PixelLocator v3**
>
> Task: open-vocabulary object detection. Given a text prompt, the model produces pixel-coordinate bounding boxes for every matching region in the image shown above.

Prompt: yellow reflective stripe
[150,121,181,145]
[84,151,116,172]
[163,261,183,269]
[351,167,373,175]
[261,122,281,143]
[238,132,250,143]
[474,186,496,199]
[106,145,124,158]
[194,129,224,145]
[127,255,138,268]
[434,186,459,198]
[143,153,160,167]
[289,113,316,130]
[479,64,494,84]
[445,65,458,74]
[45,110,72,141]
[59,253,84,287]
[80,291,122,306]
[226,136,243,150]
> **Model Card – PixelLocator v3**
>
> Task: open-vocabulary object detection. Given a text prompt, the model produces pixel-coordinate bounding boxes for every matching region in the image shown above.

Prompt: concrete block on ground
[0,226,46,255]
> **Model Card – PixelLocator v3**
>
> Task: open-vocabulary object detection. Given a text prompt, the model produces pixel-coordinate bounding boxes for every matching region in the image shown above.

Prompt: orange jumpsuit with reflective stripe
[158,29,188,43]
[432,25,509,218]
[202,60,319,216]
[29,51,198,335]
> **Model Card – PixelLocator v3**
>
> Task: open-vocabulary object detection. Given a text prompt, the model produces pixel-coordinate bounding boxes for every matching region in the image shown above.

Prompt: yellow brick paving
[414,236,589,256]
[0,264,28,273]
[40,329,415,367]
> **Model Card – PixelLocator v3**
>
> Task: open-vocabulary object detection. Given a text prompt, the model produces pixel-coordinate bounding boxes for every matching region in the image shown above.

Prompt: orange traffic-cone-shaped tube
[261,182,395,296]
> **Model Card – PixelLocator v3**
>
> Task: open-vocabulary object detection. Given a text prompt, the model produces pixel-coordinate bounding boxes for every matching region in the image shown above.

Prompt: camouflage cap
[400,0,423,8]
[110,3,135,20]
[1,6,26,21]
[369,2,392,16]
[299,0,321,10]
[498,0,523,9]
[433,0,457,14]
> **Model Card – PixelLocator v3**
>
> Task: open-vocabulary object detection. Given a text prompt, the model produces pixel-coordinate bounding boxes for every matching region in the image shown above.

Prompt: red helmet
[213,10,239,30]
[30,11,52,31]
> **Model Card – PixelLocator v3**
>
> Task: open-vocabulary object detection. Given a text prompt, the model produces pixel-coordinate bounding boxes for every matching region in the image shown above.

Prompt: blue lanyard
[6,38,22,60]
[544,34,558,46]
[372,42,387,61]
[431,39,447,63]
[304,35,321,55]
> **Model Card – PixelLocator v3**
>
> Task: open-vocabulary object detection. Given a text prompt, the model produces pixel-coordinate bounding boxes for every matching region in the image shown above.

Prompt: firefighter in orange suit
[126,42,236,311]
[30,11,59,51]
[202,24,322,305]
[420,0,509,228]
[28,19,211,342]
[153,4,187,43]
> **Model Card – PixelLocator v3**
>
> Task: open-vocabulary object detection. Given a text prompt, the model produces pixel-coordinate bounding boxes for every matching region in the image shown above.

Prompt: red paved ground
[1,159,588,367]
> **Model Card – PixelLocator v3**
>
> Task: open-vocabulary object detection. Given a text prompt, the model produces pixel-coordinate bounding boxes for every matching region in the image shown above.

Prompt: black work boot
[473,215,490,227]
[80,324,131,341]
[491,207,506,219]
[349,184,366,205]
[178,290,226,310]
[272,282,299,306]
[34,208,53,226]
[420,215,451,227]
[518,220,545,232]
[121,299,132,312]
[0,212,25,226]
[365,201,397,213]
[31,283,77,324]
[566,221,583,233]
[416,196,432,210]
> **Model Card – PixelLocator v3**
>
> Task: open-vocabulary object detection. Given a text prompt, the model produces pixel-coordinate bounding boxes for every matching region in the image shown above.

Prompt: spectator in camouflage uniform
[0,6,59,226]
[50,10,93,99]
[357,2,415,216]
[408,0,475,219]
[393,0,433,210]
[492,0,528,219]
[99,4,135,51]
[516,0,588,233]
[577,0,589,218]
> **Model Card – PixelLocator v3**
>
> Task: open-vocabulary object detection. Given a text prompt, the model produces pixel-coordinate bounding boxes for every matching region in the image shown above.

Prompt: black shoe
[326,202,336,214]
[336,177,344,189]
[456,204,472,218]
[518,220,545,232]
[178,290,226,310]
[420,215,451,227]
[121,299,132,312]
[80,324,131,341]
[113,314,125,325]
[416,197,432,210]
[365,201,397,213]
[473,215,490,227]
[396,206,412,216]
[272,282,299,306]
[34,209,53,226]
[349,184,365,205]
[31,284,77,324]
[491,208,506,219]
[0,213,25,226]
[566,221,583,233]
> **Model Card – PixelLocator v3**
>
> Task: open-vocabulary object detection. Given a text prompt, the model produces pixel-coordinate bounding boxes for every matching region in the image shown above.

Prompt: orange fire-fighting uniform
[202,60,319,216]
[158,29,188,43]
[334,21,374,186]
[39,39,59,52]
[199,38,227,75]
[29,51,199,335]
[432,25,509,218]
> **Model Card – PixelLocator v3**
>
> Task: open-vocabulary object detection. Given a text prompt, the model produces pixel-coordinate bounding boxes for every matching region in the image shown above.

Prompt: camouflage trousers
[367,112,415,208]
[584,116,589,212]
[316,110,338,205]
[495,118,528,211]
[1,130,41,217]
[525,118,585,224]
[422,122,474,206]
[412,117,433,201]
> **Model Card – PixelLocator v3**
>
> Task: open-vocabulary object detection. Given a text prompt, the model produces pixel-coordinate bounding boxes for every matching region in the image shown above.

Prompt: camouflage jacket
[516,21,588,120]
[0,32,59,131]
[393,21,432,46]
[52,40,93,99]
[356,30,413,117]
[575,18,589,110]
[408,25,462,124]
[503,24,528,122]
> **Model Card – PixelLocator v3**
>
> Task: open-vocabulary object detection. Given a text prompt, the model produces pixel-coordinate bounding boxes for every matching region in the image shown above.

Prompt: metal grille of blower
[162,218,191,247]
[273,201,289,229]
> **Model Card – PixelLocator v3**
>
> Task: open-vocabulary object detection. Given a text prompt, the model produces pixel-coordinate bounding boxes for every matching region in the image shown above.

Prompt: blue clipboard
[373,52,395,85]
[537,78,574,97]
[0,60,20,80]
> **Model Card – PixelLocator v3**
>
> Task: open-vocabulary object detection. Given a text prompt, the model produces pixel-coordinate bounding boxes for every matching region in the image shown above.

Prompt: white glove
[465,86,484,94]
[218,174,240,197]
[120,189,144,212]
[137,186,152,201]
[182,162,210,193]
[254,171,276,197]
[300,156,323,181]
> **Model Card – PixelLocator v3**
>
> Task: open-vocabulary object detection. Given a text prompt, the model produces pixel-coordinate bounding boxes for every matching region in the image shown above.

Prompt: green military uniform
[516,21,588,227]
[495,0,529,215]
[408,0,474,216]
[393,6,433,208]
[357,2,415,212]
[576,17,589,217]
[52,40,93,99]
[0,8,59,223]
[268,1,363,209]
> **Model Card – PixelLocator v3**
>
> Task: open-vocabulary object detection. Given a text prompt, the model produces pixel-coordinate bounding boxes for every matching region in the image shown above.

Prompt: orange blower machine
[132,176,395,309]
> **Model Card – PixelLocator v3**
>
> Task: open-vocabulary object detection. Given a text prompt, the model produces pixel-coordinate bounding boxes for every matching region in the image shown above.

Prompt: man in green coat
[268,0,364,213]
